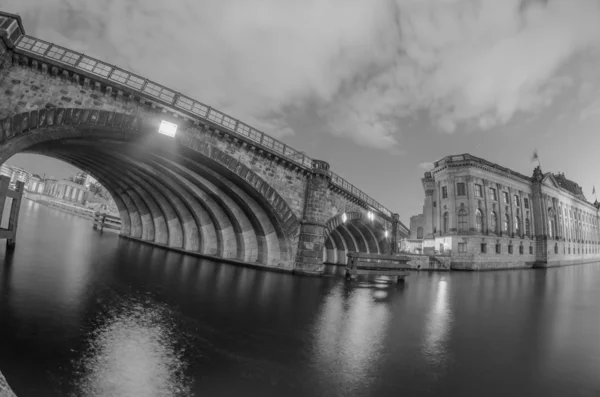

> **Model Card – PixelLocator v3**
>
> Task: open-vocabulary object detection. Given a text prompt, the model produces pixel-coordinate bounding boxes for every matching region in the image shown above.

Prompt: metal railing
[329,171,392,218]
[13,34,396,221]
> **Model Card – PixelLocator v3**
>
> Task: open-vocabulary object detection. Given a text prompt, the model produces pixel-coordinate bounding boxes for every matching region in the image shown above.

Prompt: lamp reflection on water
[74,301,190,397]
[312,284,391,394]
[423,279,452,365]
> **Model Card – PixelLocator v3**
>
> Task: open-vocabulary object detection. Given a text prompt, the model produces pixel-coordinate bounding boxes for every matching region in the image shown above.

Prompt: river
[0,199,599,397]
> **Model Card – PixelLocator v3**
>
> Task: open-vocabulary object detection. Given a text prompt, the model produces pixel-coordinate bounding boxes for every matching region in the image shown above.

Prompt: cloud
[5,0,600,151]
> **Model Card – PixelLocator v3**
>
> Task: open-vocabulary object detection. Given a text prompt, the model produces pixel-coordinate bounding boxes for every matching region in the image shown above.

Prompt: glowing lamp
[367,211,374,221]
[385,230,389,238]
[158,120,178,137]
[342,213,347,223]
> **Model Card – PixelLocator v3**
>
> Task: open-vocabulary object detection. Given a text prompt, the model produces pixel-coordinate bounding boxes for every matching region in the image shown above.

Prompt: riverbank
[0,371,16,397]
[24,193,119,220]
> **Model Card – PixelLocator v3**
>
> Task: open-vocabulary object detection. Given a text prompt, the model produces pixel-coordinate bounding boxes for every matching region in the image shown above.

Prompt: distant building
[0,164,32,189]
[43,179,89,205]
[25,174,45,193]
[84,174,97,189]
[411,153,600,270]
[400,214,425,254]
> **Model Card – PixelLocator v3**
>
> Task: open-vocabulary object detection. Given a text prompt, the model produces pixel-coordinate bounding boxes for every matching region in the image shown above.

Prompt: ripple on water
[70,297,192,397]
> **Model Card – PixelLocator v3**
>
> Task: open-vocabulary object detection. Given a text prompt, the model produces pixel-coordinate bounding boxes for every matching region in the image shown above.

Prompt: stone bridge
[0,11,408,275]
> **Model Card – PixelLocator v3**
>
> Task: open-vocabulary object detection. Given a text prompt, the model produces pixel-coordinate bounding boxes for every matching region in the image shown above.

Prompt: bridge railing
[12,34,395,221]
[329,171,392,218]
[14,35,314,170]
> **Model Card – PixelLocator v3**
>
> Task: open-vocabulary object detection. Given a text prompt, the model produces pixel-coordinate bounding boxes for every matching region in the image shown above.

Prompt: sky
[5,0,600,224]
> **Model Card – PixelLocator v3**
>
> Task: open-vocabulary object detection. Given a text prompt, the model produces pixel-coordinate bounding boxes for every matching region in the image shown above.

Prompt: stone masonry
[0,11,409,275]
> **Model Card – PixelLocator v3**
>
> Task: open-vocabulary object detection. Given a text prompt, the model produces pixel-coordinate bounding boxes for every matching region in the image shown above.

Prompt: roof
[552,173,586,200]
[431,153,531,183]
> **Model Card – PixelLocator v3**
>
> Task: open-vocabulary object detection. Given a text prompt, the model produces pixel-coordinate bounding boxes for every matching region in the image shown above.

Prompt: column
[437,181,443,235]
[507,186,515,237]
[448,177,457,232]
[482,180,490,235]
[497,183,505,236]
[294,159,331,275]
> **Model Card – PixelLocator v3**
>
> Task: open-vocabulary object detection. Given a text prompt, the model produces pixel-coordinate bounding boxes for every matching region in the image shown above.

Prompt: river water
[1,200,599,397]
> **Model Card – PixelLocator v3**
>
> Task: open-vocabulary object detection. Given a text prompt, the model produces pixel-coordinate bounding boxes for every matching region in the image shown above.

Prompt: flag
[531,149,539,163]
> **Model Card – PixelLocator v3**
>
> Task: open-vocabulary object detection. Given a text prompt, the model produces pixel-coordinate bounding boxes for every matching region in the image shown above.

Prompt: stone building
[25,174,44,193]
[43,179,89,205]
[413,153,600,270]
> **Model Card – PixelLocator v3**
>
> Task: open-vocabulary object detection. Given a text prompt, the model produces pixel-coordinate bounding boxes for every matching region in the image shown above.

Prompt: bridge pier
[293,160,331,276]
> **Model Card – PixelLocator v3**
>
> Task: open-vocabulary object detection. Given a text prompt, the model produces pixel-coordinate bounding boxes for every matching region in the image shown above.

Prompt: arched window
[503,214,509,232]
[475,209,483,232]
[525,218,530,237]
[490,211,497,233]
[417,227,423,239]
[443,212,449,233]
[458,209,468,232]
[515,216,521,235]
[548,219,555,238]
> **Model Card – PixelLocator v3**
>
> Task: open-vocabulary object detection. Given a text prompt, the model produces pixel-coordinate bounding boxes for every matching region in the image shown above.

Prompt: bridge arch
[322,211,390,264]
[0,108,301,268]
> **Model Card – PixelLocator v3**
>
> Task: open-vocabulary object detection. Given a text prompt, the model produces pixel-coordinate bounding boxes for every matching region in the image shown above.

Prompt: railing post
[391,213,400,255]
[6,181,24,250]
[0,176,9,226]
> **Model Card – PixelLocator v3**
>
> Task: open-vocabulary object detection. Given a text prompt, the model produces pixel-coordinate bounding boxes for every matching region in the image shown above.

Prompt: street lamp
[342,213,347,223]
[158,120,178,137]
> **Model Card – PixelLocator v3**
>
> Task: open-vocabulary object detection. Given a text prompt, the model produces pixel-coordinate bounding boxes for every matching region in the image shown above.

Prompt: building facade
[0,164,32,189]
[414,154,600,270]
[42,179,89,205]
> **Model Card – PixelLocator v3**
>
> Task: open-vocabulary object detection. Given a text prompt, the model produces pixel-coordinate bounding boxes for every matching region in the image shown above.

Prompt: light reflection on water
[423,279,451,365]
[72,300,191,397]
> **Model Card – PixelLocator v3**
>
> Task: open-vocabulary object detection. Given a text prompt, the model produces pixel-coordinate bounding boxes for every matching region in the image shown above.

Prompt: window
[514,195,520,207]
[417,227,423,239]
[519,245,524,255]
[529,245,533,254]
[524,198,529,209]
[496,243,501,254]
[503,214,509,232]
[475,209,483,232]
[489,188,497,201]
[475,184,482,197]
[442,186,448,198]
[433,201,437,208]
[481,243,487,253]
[554,243,558,254]
[515,216,521,235]
[457,183,466,196]
[508,244,513,254]
[525,218,530,237]
[458,242,467,253]
[503,191,509,204]
[490,211,498,233]
[458,209,468,232]
[548,219,555,239]
[443,212,449,233]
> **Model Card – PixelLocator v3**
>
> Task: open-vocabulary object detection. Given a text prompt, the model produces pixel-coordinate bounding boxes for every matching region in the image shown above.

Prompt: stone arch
[0,108,301,269]
[322,211,389,264]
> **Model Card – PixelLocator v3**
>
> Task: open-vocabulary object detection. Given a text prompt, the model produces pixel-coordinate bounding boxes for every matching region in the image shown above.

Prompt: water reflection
[73,299,190,397]
[312,281,397,395]
[422,279,451,365]
[2,202,600,397]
